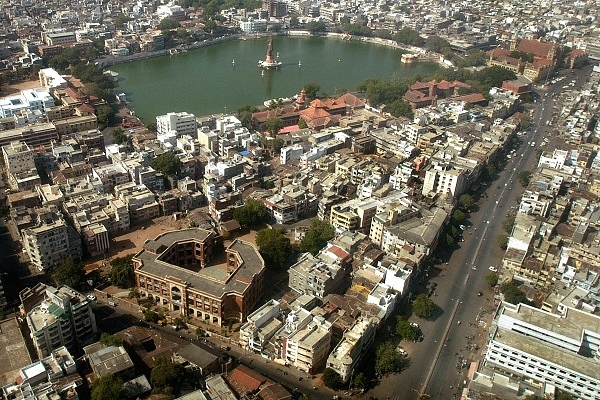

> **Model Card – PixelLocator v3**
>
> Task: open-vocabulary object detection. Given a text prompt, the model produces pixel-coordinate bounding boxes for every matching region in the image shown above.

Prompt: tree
[109,254,135,289]
[143,308,160,323]
[100,332,124,347]
[158,17,181,31]
[412,294,435,319]
[386,99,414,118]
[322,368,342,389]
[500,280,528,305]
[445,233,455,247]
[233,198,270,227]
[289,15,300,28]
[237,104,259,130]
[52,257,85,290]
[395,316,420,341]
[393,27,423,46]
[486,272,499,287]
[353,372,367,391]
[303,83,321,101]
[518,170,533,187]
[502,215,515,234]
[255,229,291,270]
[497,234,509,250]
[305,20,327,34]
[151,357,186,395]
[264,117,285,136]
[96,105,115,128]
[458,194,475,211]
[272,138,285,154]
[152,152,182,176]
[375,341,398,375]
[299,220,335,255]
[91,374,125,400]
[145,121,157,132]
[112,128,129,145]
[452,209,466,223]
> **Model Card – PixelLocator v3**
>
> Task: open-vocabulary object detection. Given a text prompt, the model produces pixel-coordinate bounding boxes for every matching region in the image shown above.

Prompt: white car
[87,294,96,301]
[489,266,498,272]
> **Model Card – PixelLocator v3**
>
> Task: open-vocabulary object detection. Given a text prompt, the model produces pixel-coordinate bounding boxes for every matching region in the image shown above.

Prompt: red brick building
[133,229,265,326]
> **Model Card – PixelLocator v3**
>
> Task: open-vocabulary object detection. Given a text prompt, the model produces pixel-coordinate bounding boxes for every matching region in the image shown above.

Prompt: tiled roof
[516,39,554,58]
[228,364,266,394]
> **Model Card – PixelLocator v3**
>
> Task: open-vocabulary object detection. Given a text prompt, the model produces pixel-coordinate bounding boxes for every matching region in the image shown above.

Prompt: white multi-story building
[280,144,304,165]
[239,300,283,354]
[239,18,268,33]
[422,162,467,198]
[156,112,197,137]
[22,206,82,271]
[484,302,600,400]
[281,311,332,373]
[2,141,36,174]
[0,88,54,118]
[25,285,97,358]
[326,315,379,383]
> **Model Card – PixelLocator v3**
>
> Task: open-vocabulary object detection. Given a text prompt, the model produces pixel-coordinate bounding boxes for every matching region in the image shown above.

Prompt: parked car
[489,266,498,272]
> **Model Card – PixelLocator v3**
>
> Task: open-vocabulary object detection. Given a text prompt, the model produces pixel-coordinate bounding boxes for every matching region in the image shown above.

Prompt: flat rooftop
[493,328,600,381]
[0,318,32,386]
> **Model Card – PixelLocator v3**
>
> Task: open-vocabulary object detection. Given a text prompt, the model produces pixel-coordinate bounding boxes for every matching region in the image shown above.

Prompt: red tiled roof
[228,365,266,394]
[516,39,554,58]
[403,90,431,102]
[328,245,349,259]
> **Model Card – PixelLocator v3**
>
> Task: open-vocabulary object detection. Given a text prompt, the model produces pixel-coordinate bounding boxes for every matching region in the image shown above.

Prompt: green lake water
[110,36,440,122]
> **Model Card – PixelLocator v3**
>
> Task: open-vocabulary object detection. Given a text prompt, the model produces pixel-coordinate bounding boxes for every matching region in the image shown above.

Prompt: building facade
[25,285,97,358]
[133,229,265,327]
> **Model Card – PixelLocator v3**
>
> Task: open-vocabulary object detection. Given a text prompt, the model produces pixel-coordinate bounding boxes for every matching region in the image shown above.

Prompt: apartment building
[288,248,348,300]
[1,346,79,400]
[484,302,600,400]
[329,198,382,234]
[280,311,332,373]
[156,112,197,137]
[239,300,283,354]
[326,315,379,383]
[133,230,265,327]
[22,206,82,271]
[422,162,468,198]
[114,182,159,223]
[2,141,35,174]
[24,285,97,358]
[92,163,130,194]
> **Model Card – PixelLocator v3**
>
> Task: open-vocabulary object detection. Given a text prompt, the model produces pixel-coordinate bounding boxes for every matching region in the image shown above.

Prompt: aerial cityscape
[1,1,600,400]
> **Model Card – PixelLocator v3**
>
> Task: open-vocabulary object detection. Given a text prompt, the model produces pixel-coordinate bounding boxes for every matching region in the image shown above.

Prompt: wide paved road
[371,66,595,400]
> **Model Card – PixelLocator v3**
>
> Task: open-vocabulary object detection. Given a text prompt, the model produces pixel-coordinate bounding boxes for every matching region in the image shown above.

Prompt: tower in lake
[258,34,282,69]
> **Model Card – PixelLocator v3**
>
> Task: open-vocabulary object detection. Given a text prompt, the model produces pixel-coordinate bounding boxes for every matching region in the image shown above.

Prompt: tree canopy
[112,128,129,145]
[255,228,291,270]
[299,220,335,255]
[305,21,327,34]
[395,316,420,341]
[303,83,321,101]
[100,332,124,347]
[150,357,186,396]
[151,152,182,176]
[518,170,533,187]
[458,194,475,211]
[393,27,423,46]
[52,257,85,290]
[486,272,499,287]
[158,17,181,30]
[264,117,285,136]
[322,368,342,389]
[500,280,528,305]
[412,294,436,319]
[233,198,270,227]
[91,374,125,400]
[109,254,135,289]
[375,341,398,375]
